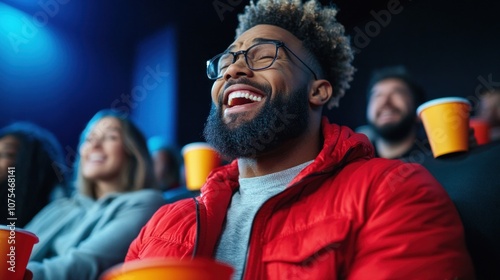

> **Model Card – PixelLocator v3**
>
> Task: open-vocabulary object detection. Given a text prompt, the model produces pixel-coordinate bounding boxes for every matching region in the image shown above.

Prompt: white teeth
[89,154,105,161]
[227,91,263,106]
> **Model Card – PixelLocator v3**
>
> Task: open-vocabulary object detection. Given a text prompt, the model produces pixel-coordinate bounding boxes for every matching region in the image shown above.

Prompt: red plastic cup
[0,225,39,280]
[469,118,491,145]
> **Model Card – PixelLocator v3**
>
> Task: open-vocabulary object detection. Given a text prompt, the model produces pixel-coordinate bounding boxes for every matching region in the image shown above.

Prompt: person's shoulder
[25,196,80,230]
[114,189,166,206]
[42,195,79,210]
[362,158,444,197]
[364,157,428,171]
[352,157,407,174]
[347,157,434,188]
[143,198,197,230]
[128,189,164,199]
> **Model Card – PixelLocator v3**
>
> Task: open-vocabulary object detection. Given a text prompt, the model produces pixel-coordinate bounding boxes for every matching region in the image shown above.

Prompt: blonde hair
[236,0,355,108]
[75,110,156,198]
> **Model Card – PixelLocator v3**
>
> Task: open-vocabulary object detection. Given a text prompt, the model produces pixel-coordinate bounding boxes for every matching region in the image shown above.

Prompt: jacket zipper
[192,197,200,258]
[240,148,356,279]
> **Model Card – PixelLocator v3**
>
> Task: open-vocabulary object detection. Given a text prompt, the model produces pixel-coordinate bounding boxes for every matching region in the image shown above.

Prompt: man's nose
[223,55,253,81]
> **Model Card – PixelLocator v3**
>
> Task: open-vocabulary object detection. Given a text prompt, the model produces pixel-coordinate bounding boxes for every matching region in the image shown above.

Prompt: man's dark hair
[367,66,426,108]
[479,86,500,96]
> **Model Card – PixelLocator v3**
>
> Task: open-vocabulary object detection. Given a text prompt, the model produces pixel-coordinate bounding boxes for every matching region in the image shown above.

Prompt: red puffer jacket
[126,119,474,279]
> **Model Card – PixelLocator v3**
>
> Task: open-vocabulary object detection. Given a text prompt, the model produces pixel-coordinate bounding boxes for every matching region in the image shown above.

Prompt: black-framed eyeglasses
[206,40,318,80]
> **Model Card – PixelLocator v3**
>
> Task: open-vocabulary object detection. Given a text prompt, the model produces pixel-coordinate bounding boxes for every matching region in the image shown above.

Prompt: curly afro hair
[236,0,355,109]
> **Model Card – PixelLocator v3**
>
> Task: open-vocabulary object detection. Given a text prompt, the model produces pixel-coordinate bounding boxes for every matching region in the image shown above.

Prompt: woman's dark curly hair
[0,122,68,227]
[236,0,355,108]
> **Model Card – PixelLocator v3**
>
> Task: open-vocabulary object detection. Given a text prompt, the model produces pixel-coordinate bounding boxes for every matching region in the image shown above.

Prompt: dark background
[1,0,499,161]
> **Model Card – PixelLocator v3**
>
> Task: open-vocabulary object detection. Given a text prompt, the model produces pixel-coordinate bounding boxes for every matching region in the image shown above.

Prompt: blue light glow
[130,26,178,146]
[0,2,72,101]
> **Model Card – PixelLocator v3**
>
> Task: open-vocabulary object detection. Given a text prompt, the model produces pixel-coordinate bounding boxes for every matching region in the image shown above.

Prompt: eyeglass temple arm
[281,44,318,80]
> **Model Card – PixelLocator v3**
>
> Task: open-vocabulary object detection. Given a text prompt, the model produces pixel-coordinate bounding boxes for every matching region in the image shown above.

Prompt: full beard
[371,111,417,142]
[203,81,309,160]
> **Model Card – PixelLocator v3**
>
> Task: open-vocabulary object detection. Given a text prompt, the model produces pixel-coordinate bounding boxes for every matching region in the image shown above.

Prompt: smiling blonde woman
[25,110,165,280]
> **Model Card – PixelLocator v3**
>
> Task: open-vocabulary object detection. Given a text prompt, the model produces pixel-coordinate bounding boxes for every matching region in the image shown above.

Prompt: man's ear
[309,79,333,106]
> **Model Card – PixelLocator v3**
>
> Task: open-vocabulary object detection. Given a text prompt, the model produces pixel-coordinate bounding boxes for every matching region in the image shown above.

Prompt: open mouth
[379,110,397,118]
[227,91,263,108]
[376,108,403,124]
[88,153,106,163]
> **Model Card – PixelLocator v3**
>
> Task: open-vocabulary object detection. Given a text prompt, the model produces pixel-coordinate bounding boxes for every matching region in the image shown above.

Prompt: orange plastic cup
[100,258,234,280]
[181,143,221,191]
[0,225,39,280]
[417,97,471,158]
[469,118,491,145]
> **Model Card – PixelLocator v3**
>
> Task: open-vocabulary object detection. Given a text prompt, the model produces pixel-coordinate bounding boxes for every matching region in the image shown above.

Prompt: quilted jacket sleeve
[126,204,171,262]
[126,199,197,262]
[347,161,475,279]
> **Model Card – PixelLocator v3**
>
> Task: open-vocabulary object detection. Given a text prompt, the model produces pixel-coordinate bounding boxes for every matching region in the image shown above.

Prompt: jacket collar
[194,118,374,257]
[201,117,374,195]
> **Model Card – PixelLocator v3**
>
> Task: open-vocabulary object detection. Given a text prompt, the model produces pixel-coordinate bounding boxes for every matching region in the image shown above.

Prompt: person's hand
[23,269,33,280]
[469,127,478,149]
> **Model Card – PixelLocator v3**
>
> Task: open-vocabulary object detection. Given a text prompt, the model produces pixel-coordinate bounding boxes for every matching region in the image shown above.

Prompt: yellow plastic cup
[417,97,471,158]
[100,258,234,280]
[0,225,39,280]
[181,142,221,191]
